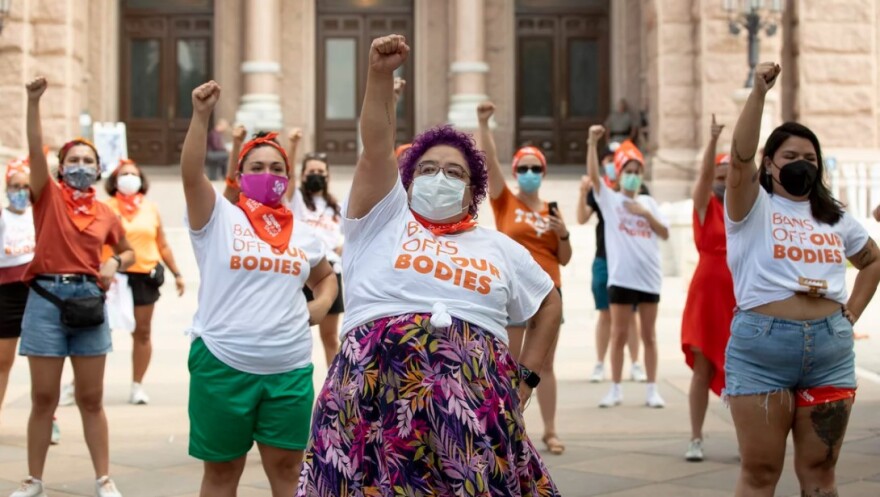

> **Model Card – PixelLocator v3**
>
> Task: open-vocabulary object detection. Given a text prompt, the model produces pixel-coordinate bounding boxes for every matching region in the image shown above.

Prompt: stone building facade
[0,0,879,202]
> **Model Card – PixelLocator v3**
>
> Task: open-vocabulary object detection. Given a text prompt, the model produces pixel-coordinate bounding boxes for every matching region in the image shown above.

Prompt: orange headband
[237,132,289,172]
[5,157,30,184]
[395,143,412,159]
[58,138,100,165]
[511,146,547,175]
[715,153,731,167]
[613,139,644,177]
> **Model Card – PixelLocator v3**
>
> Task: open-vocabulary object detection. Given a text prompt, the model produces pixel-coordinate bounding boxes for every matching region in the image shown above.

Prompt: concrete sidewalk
[0,169,877,496]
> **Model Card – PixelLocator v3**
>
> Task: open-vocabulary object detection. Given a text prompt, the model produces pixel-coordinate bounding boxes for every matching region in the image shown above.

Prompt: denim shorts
[724,309,855,397]
[19,278,112,357]
[591,257,610,311]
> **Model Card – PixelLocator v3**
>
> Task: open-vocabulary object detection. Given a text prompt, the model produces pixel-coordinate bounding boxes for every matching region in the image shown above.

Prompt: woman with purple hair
[296,34,562,496]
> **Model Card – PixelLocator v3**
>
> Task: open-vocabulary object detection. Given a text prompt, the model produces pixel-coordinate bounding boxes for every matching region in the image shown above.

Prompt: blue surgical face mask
[62,165,98,191]
[620,173,642,192]
[604,163,617,181]
[517,170,542,193]
[6,190,29,211]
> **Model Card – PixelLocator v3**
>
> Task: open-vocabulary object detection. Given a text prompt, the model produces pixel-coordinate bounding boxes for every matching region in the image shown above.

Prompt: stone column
[446,0,489,130]
[235,0,283,133]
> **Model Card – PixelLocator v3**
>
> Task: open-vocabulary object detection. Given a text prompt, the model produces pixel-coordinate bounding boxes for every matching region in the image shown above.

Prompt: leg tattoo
[809,401,849,463]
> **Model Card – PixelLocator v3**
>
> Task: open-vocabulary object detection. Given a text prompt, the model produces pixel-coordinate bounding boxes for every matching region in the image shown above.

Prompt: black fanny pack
[30,281,105,329]
[146,263,165,288]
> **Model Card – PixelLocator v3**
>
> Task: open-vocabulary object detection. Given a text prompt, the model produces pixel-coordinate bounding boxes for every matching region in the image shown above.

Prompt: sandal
[542,434,565,455]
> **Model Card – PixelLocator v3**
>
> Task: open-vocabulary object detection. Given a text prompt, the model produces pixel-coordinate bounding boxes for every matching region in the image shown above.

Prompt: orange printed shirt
[25,180,125,281]
[490,186,561,287]
[103,197,162,274]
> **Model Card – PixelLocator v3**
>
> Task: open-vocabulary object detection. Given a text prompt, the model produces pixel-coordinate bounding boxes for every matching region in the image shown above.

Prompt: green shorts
[187,338,315,462]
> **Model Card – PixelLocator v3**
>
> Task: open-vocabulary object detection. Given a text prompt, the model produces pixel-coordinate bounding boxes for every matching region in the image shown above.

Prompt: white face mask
[410,173,467,221]
[117,174,142,195]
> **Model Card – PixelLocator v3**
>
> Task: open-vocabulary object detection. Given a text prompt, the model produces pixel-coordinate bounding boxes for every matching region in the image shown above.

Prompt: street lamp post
[0,0,12,36]
[724,0,782,88]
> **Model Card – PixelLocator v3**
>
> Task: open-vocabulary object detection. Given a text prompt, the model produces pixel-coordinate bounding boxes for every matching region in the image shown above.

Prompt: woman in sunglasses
[478,101,571,455]
[297,34,561,496]
[288,150,345,366]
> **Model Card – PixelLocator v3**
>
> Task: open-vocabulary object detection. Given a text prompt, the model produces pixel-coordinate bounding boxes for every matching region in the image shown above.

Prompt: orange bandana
[613,139,645,176]
[237,132,290,172]
[236,194,294,252]
[411,211,477,237]
[511,146,547,175]
[115,193,143,222]
[60,183,97,231]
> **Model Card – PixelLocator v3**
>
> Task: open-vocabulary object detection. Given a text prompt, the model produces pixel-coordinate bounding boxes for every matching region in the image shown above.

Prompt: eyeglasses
[416,162,470,181]
[305,152,327,161]
[516,165,544,175]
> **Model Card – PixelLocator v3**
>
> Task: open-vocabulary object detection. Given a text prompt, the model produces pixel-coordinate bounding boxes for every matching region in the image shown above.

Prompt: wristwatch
[111,255,122,269]
[519,365,541,388]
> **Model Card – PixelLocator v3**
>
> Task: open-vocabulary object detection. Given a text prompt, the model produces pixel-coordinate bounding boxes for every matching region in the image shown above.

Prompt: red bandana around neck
[235,195,294,252]
[115,193,143,222]
[59,183,97,232]
[411,211,477,237]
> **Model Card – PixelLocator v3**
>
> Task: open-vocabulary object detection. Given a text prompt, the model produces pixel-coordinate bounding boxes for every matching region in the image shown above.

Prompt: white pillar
[235,0,283,133]
[446,0,489,130]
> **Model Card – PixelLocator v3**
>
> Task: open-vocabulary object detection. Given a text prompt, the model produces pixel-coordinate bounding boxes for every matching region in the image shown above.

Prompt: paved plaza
[0,167,878,496]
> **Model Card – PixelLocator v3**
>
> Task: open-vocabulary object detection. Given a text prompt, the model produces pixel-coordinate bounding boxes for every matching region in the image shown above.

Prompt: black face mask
[712,183,726,199]
[774,159,818,197]
[304,174,327,193]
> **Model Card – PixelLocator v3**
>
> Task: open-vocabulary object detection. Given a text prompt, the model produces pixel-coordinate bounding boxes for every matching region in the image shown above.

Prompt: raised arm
[25,77,50,199]
[476,102,506,200]
[222,124,247,203]
[347,34,410,219]
[727,62,780,222]
[181,81,221,231]
[587,125,606,196]
[576,176,594,225]
[283,128,303,202]
[694,114,724,224]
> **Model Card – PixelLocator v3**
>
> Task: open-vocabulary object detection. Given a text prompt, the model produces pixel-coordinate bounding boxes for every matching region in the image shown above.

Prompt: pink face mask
[239,173,289,206]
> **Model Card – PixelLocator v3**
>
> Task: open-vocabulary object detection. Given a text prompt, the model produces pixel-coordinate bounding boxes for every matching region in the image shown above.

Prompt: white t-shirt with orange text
[594,185,667,295]
[289,189,343,273]
[341,179,554,344]
[0,207,35,268]
[186,192,324,374]
[726,189,868,310]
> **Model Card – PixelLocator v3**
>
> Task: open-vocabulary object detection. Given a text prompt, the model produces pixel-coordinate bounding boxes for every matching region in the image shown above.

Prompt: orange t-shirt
[102,197,161,274]
[25,181,125,281]
[490,186,561,287]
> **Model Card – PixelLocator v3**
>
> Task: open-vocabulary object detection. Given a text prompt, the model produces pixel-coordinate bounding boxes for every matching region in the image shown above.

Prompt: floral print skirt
[296,313,560,497]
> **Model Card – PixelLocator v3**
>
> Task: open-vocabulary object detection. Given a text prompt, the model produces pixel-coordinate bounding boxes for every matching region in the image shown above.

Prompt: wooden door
[316,2,414,165]
[516,1,609,165]
[121,8,212,165]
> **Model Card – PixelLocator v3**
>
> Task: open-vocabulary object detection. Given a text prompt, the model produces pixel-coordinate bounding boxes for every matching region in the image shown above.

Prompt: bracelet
[111,255,122,268]
[559,232,570,241]
[172,271,182,278]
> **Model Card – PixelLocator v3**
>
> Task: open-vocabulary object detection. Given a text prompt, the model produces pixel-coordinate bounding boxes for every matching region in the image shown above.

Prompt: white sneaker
[58,383,75,407]
[685,439,704,462]
[630,363,648,382]
[589,363,604,383]
[96,476,122,497]
[129,383,150,405]
[10,477,46,497]
[598,384,622,408]
[646,386,666,408]
[50,420,60,445]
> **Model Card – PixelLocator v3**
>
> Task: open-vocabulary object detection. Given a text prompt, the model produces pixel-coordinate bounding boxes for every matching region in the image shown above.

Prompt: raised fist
[393,77,407,98]
[26,77,48,101]
[588,125,605,144]
[369,34,410,75]
[288,128,303,143]
[580,175,592,194]
[232,124,247,142]
[192,81,221,115]
[754,62,781,94]
[710,113,725,140]
[477,101,495,122]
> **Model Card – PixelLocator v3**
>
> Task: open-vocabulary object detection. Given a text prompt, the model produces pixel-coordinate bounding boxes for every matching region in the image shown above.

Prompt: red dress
[681,195,734,396]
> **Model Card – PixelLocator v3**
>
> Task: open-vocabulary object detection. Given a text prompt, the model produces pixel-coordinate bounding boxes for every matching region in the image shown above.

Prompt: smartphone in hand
[548,201,559,217]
